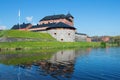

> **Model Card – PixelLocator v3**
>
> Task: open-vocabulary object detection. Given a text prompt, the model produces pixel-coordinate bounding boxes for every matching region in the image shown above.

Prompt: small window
[68,33,70,35]
[54,33,57,35]
[61,39,63,41]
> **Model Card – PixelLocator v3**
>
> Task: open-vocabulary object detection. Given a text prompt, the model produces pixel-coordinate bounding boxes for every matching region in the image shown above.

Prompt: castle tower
[66,13,74,26]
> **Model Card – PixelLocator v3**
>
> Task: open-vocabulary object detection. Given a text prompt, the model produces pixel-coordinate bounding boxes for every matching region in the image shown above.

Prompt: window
[61,39,63,41]
[68,33,70,35]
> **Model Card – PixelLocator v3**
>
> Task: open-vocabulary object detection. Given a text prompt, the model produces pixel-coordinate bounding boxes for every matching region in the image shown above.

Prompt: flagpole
[18,9,20,29]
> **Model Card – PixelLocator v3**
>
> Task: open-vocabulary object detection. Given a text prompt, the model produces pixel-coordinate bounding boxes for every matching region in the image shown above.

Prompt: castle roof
[11,22,76,31]
[40,13,73,22]
[75,33,87,36]
[30,23,56,29]
[66,13,74,18]
[40,14,65,21]
[47,22,76,30]
[11,23,31,29]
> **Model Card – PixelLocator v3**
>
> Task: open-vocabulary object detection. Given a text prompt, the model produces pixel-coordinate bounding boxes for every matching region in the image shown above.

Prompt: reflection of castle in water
[0,48,91,80]
[35,60,74,79]
[17,48,91,79]
[18,59,74,79]
[49,48,92,64]
[49,50,75,64]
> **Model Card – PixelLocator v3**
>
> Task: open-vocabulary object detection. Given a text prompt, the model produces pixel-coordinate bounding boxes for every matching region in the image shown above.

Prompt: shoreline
[0,41,101,51]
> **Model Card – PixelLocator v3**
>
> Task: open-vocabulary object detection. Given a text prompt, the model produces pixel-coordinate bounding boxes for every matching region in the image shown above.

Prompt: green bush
[101,42,106,47]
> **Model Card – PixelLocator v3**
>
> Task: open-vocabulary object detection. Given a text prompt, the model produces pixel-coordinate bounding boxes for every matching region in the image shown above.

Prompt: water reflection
[36,60,73,79]
[17,49,90,80]
[1,48,120,80]
[50,50,76,64]
[0,48,91,80]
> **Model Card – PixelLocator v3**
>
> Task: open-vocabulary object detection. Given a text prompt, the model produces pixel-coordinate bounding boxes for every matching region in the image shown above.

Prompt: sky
[0,0,120,36]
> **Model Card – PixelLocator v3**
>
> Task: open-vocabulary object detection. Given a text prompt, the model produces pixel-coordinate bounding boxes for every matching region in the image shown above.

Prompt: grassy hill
[0,30,56,41]
[0,30,103,51]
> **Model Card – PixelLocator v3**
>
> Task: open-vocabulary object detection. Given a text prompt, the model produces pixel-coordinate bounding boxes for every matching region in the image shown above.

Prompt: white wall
[47,28,75,42]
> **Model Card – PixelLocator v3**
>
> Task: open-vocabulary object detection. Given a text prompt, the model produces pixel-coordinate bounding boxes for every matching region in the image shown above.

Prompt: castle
[11,13,91,42]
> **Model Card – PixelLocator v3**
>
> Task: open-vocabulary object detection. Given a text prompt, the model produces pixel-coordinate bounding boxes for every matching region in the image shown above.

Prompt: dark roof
[30,23,56,29]
[40,14,66,21]
[66,13,74,18]
[75,33,87,36]
[32,29,46,32]
[40,13,73,22]
[11,23,31,29]
[47,22,76,30]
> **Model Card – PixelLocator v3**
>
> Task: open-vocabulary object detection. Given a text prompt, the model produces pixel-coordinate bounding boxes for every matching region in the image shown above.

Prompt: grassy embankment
[0,30,56,41]
[0,30,101,50]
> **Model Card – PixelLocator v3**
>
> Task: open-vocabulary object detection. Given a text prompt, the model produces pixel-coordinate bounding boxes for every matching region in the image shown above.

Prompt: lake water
[0,47,120,80]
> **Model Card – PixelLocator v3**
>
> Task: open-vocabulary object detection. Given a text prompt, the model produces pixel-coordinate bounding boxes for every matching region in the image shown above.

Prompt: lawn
[0,30,56,41]
[0,30,101,50]
[0,41,101,50]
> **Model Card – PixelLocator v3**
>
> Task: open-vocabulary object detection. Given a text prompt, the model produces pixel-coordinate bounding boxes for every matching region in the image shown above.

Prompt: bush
[101,42,106,47]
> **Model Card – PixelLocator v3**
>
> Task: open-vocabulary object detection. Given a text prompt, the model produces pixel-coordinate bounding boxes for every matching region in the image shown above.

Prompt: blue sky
[0,0,120,36]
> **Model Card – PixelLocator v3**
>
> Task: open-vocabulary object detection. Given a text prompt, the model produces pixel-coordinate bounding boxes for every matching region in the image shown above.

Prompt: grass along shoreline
[0,30,113,51]
[0,42,101,51]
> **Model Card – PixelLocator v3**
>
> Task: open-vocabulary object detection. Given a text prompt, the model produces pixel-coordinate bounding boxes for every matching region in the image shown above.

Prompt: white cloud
[26,16,33,22]
[0,26,6,30]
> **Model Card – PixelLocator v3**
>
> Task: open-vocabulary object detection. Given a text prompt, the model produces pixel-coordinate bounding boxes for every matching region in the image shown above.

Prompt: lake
[0,47,120,80]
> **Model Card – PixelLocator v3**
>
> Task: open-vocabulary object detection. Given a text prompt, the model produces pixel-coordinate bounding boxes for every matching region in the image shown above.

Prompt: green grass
[0,30,56,41]
[0,30,5,37]
[0,30,102,50]
[0,41,101,50]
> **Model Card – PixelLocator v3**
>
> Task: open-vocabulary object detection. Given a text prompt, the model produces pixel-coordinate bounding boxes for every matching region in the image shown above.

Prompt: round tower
[47,22,76,42]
